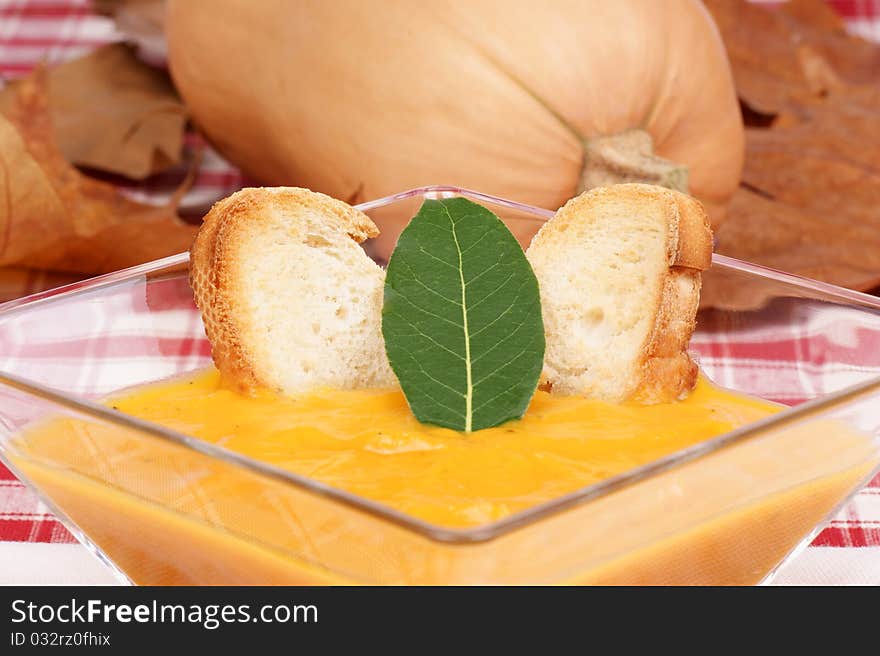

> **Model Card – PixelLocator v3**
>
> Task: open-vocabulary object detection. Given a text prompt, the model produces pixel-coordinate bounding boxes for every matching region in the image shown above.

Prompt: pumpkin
[167,0,742,256]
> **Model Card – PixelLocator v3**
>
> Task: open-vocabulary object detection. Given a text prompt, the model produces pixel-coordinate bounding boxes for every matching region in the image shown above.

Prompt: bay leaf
[382,198,544,433]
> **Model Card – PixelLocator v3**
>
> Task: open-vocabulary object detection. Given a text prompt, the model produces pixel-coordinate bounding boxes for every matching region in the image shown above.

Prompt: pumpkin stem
[579,129,688,195]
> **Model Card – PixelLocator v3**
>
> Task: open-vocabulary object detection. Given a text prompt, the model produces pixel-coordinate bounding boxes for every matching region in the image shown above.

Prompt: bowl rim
[2,184,880,546]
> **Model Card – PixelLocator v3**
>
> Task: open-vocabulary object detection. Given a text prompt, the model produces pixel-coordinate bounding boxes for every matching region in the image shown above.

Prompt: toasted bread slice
[526,184,713,403]
[190,187,396,395]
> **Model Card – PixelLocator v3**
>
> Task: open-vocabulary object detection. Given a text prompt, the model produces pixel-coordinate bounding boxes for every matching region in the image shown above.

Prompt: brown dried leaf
[705,118,880,309]
[719,186,880,286]
[703,0,810,115]
[796,44,844,97]
[772,84,880,135]
[780,0,844,32]
[701,0,880,309]
[780,0,880,84]
[0,43,184,180]
[744,129,880,212]
[0,66,197,275]
[703,187,880,310]
[703,0,880,115]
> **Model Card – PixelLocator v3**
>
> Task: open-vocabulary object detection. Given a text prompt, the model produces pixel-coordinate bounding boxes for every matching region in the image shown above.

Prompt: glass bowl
[1,186,879,585]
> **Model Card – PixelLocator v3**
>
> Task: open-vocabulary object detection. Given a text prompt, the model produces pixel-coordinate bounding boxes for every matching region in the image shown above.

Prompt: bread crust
[189,187,380,394]
[669,189,713,270]
[631,267,702,403]
[632,189,711,403]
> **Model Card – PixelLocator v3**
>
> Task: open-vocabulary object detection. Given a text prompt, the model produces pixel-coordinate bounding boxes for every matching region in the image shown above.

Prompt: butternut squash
[167,0,742,256]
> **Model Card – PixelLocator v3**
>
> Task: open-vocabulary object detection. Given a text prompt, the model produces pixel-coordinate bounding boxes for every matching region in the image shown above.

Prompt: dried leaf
[796,44,844,97]
[702,0,880,309]
[780,0,880,84]
[703,0,810,115]
[703,0,880,115]
[0,66,197,275]
[772,84,880,136]
[0,43,184,180]
[780,0,843,32]
[702,187,880,310]
[745,130,879,210]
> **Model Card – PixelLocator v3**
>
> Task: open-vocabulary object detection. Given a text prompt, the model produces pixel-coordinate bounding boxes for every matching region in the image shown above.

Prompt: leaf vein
[464,259,503,288]
[391,296,463,329]
[417,246,458,270]
[443,202,474,432]
[467,272,516,311]
[401,355,467,399]
[401,260,462,306]
[459,229,492,255]
[470,296,519,338]
[394,318,465,361]
[470,314,531,365]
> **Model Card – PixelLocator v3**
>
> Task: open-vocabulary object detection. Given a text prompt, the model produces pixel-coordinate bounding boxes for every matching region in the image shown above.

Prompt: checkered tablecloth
[0,0,879,585]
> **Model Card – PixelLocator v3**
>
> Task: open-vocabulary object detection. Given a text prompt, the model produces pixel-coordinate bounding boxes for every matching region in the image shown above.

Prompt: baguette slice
[190,187,396,395]
[526,184,712,403]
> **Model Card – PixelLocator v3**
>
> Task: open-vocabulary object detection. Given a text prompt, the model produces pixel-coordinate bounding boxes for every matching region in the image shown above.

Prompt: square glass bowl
[1,185,879,585]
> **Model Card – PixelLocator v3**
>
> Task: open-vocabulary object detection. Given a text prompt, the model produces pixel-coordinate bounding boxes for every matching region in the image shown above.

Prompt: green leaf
[382,197,545,432]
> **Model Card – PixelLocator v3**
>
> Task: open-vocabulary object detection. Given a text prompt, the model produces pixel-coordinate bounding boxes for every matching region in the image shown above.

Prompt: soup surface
[97,369,777,528]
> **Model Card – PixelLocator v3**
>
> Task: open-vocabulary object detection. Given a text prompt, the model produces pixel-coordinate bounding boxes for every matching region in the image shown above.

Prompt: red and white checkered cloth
[0,0,879,585]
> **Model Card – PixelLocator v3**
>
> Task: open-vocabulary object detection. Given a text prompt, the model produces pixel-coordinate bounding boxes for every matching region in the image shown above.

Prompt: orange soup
[10,370,874,585]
